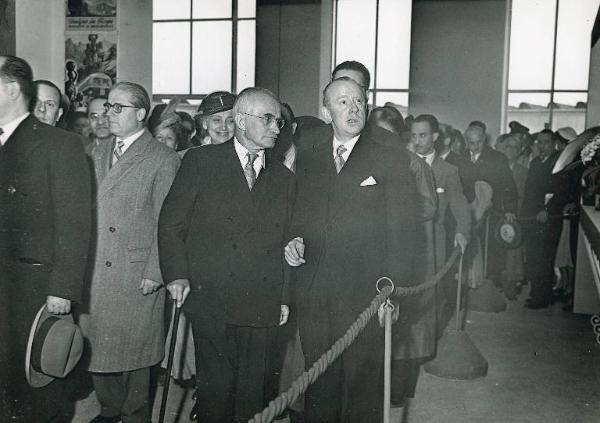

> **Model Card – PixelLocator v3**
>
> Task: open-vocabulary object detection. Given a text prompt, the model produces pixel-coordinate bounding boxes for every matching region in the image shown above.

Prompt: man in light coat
[84,82,180,423]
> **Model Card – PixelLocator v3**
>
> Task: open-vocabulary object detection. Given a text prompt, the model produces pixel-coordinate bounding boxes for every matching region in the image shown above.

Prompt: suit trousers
[91,367,150,423]
[298,281,384,423]
[524,222,562,304]
[191,322,280,423]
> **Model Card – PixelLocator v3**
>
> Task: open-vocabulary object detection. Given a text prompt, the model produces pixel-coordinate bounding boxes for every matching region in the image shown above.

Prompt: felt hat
[556,127,578,142]
[196,91,236,117]
[25,305,84,388]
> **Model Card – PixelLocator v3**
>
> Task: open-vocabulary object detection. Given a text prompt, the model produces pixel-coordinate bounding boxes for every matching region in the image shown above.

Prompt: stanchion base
[467,279,507,312]
[423,330,488,380]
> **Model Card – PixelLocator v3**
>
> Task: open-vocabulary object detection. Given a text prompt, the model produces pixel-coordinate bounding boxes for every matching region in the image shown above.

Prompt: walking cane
[158,299,181,423]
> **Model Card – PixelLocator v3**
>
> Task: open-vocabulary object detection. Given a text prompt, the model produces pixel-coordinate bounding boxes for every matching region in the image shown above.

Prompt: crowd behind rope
[0,55,583,423]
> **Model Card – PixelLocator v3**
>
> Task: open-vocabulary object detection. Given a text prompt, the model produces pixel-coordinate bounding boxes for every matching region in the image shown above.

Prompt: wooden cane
[158,299,181,423]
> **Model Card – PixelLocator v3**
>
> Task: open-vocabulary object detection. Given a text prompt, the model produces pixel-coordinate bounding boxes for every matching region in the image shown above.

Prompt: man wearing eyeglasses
[158,87,295,423]
[84,81,180,423]
[284,77,417,423]
[33,80,65,126]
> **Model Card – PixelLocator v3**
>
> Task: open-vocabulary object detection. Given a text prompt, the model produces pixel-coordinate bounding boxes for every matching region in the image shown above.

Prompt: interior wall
[256,0,323,117]
[409,0,508,140]
[13,0,152,97]
[0,0,16,55]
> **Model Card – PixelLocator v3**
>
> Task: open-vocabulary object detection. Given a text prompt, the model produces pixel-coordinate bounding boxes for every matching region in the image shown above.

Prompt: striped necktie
[112,139,125,165]
[335,144,347,173]
[244,152,258,190]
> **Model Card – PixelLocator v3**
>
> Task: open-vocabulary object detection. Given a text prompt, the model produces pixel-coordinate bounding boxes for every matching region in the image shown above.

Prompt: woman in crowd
[194,90,236,145]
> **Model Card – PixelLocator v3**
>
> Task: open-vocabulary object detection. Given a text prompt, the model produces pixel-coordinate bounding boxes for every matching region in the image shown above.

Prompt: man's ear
[136,108,147,122]
[291,122,298,135]
[321,106,332,124]
[6,81,20,100]
[234,113,246,130]
[57,108,64,123]
[433,132,439,143]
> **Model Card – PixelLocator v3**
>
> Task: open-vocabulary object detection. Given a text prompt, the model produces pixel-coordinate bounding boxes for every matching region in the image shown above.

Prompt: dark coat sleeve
[48,135,92,303]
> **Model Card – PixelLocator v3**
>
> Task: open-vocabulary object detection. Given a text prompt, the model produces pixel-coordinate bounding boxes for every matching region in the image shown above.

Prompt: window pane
[335,0,377,89]
[237,20,256,92]
[192,21,232,94]
[374,92,409,111]
[507,93,551,133]
[238,0,256,18]
[376,0,412,89]
[153,23,191,94]
[153,0,190,20]
[193,0,232,19]
[508,0,556,90]
[552,92,587,133]
[554,0,600,90]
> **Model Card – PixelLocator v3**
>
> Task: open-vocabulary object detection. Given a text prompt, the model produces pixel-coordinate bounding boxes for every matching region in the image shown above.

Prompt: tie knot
[247,152,258,165]
[117,139,125,149]
[336,144,347,157]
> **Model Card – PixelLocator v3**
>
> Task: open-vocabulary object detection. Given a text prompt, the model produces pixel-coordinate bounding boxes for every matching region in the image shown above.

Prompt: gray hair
[322,76,366,108]
[232,87,279,117]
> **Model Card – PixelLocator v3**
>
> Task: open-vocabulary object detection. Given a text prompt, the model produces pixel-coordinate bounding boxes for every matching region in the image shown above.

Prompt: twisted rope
[248,247,461,423]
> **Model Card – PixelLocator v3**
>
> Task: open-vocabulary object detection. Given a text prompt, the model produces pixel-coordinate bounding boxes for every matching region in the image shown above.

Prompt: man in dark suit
[521,129,566,309]
[465,123,518,280]
[158,87,296,423]
[284,77,417,422]
[0,55,92,422]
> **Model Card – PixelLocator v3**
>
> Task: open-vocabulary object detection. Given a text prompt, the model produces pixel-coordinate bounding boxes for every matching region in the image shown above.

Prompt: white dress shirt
[0,112,30,146]
[116,128,145,155]
[234,138,265,177]
[333,134,360,162]
[417,151,435,166]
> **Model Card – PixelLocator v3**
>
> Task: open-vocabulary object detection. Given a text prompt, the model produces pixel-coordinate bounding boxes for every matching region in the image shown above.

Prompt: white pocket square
[360,176,377,186]
[436,187,445,193]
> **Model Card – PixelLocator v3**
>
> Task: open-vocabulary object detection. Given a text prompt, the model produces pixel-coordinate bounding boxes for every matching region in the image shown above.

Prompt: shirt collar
[417,150,435,166]
[440,150,450,160]
[234,138,266,168]
[116,128,145,151]
[333,134,360,158]
[0,112,30,145]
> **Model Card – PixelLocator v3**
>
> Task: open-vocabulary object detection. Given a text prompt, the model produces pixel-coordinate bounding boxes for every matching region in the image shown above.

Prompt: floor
[70,291,600,423]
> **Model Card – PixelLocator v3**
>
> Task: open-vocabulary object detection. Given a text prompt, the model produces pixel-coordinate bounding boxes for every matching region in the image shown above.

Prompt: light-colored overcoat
[85,129,180,372]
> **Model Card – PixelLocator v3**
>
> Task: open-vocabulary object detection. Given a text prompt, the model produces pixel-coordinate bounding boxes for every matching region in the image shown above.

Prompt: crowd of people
[0,55,583,423]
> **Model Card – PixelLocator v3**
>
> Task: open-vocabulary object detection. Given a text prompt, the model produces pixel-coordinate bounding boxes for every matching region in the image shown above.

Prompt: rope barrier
[247,247,462,423]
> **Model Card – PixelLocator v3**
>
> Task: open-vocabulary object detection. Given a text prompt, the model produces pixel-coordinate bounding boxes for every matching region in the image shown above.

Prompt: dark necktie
[335,145,347,173]
[244,152,259,190]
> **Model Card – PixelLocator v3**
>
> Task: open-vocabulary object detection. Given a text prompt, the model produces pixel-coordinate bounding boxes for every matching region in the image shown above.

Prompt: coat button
[109,226,116,232]
[105,261,112,267]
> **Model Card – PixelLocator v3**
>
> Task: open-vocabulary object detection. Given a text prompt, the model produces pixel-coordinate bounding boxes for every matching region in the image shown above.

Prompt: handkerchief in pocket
[360,176,377,186]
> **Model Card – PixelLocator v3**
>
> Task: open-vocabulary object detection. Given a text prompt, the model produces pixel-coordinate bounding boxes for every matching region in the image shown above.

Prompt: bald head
[233,87,282,153]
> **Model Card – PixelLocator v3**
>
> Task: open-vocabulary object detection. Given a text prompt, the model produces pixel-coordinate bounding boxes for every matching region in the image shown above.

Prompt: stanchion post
[383,301,392,423]
[455,253,464,331]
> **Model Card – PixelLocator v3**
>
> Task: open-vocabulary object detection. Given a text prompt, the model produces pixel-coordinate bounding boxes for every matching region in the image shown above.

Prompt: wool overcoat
[85,129,180,372]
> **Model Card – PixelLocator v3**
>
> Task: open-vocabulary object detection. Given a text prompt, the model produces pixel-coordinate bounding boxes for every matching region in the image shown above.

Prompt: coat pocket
[128,247,150,263]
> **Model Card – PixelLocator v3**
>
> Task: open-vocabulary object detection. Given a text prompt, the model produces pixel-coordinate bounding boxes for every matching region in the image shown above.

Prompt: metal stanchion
[383,299,393,423]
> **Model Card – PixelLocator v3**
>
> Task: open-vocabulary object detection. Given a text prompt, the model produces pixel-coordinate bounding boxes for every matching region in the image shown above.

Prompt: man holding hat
[0,55,92,421]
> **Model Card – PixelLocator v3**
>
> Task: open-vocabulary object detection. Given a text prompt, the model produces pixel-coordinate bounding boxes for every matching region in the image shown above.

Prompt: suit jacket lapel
[98,130,152,199]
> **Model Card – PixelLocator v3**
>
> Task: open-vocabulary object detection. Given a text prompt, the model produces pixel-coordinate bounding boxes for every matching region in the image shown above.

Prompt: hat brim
[26,304,56,387]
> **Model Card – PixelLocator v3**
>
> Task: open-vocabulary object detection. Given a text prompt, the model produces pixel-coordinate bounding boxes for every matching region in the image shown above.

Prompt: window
[152,0,256,103]
[506,0,600,133]
[332,0,412,113]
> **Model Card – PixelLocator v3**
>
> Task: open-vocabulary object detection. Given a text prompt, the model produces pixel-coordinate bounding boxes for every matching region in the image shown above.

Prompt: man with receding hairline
[285,77,417,422]
[0,55,92,422]
[34,80,65,126]
[159,87,295,423]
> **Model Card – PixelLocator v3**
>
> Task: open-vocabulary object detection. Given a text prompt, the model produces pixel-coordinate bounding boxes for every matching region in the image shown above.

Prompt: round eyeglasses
[242,113,285,129]
[103,102,137,114]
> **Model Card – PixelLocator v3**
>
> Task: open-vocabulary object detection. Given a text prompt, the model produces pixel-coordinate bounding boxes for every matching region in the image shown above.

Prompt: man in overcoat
[158,87,295,423]
[284,77,417,423]
[0,55,92,422]
[84,82,180,422]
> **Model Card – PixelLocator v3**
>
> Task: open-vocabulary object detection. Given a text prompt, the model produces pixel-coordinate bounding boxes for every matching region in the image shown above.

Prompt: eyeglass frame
[103,102,138,114]
[242,112,285,129]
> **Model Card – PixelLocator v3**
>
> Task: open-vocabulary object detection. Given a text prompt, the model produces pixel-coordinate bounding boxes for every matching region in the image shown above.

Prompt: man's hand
[454,233,468,254]
[280,305,290,326]
[46,296,71,315]
[563,202,577,216]
[504,213,516,223]
[284,237,306,267]
[139,278,162,295]
[535,210,548,223]
[167,279,191,308]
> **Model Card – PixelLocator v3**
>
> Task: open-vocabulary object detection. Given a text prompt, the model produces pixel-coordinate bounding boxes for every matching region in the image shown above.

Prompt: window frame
[152,0,255,101]
[331,0,411,107]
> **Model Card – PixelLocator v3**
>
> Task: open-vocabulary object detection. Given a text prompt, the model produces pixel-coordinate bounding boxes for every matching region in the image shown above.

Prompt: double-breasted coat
[0,115,92,421]
[85,129,180,372]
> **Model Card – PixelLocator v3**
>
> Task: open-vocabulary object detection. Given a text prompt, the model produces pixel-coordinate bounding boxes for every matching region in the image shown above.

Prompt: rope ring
[591,315,600,326]
[376,276,395,294]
